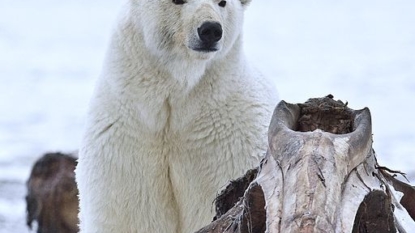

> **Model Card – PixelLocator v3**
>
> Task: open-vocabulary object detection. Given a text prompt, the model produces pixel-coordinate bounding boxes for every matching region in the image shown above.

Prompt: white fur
[75,0,278,232]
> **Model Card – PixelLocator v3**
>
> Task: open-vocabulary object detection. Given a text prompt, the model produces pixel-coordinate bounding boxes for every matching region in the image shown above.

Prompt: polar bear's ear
[240,0,252,7]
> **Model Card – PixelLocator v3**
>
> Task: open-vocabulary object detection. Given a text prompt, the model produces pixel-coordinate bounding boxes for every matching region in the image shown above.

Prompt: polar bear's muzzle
[192,21,222,52]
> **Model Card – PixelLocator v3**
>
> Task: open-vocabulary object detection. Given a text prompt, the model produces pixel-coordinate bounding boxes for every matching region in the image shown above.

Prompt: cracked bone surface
[196,96,415,233]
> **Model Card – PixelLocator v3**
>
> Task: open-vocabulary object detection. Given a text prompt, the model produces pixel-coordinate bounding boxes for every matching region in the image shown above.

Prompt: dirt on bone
[297,94,354,134]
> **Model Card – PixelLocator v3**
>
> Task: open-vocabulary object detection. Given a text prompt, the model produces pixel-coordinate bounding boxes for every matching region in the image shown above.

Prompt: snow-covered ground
[0,0,414,232]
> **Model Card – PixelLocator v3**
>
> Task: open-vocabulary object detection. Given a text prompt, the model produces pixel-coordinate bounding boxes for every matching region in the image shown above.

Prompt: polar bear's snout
[198,22,222,45]
[193,21,222,52]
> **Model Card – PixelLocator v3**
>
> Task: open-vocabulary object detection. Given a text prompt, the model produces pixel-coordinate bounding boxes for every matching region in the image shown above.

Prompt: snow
[0,0,414,232]
[244,1,415,179]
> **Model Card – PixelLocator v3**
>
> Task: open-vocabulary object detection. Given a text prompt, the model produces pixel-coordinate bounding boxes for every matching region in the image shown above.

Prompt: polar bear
[75,0,278,232]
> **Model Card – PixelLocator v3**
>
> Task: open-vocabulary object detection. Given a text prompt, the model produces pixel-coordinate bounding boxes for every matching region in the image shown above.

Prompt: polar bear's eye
[218,0,226,7]
[172,0,186,5]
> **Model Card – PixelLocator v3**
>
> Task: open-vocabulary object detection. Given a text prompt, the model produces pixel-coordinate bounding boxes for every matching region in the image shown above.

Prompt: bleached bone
[196,97,415,233]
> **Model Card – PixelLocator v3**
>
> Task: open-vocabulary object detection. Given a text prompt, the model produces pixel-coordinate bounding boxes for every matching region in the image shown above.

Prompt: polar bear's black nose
[198,22,223,44]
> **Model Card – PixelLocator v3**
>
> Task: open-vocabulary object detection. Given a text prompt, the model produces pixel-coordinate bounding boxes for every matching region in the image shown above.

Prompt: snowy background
[1,0,414,232]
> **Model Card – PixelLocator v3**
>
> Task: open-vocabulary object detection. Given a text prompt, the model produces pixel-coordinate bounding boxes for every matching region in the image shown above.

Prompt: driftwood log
[26,152,79,233]
[196,95,415,233]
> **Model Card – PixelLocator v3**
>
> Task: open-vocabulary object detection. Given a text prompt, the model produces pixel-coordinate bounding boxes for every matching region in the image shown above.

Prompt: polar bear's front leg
[76,128,180,233]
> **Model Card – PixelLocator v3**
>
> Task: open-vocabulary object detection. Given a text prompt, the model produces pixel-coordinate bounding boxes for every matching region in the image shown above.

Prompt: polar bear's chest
[132,95,242,147]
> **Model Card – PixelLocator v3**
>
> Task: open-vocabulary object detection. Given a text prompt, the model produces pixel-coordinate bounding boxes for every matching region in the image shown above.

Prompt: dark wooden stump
[26,152,79,233]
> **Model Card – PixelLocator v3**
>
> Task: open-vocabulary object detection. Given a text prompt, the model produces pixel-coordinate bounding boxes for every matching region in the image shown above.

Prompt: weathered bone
[196,96,415,233]
[267,101,375,232]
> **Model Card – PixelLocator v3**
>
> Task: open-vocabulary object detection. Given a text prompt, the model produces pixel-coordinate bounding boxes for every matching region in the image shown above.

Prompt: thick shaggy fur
[75,0,278,232]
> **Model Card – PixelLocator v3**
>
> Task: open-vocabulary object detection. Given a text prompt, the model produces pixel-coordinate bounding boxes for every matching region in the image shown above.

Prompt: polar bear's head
[134,0,250,58]
[128,0,251,88]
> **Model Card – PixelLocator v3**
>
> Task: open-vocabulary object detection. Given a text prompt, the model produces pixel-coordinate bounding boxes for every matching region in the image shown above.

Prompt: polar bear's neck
[104,16,245,94]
